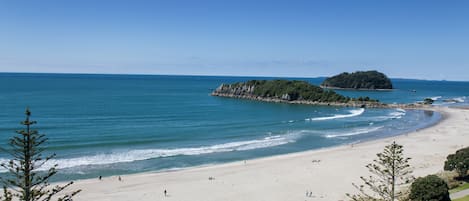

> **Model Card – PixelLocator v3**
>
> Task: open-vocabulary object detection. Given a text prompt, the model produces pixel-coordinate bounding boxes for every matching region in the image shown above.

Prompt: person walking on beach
[164,189,167,197]
[118,176,122,181]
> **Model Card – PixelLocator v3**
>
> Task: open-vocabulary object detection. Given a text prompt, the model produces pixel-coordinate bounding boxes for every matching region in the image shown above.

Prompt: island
[211,79,388,108]
[320,70,393,90]
[211,79,430,109]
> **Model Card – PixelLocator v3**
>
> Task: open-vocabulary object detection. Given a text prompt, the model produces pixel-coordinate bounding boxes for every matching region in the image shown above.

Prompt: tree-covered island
[211,80,385,108]
[321,70,393,90]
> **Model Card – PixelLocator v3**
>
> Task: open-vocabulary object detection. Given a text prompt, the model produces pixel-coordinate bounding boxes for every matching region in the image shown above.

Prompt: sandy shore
[64,107,469,201]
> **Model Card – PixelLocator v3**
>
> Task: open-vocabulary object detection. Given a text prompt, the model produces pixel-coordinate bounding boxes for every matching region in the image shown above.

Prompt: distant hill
[321,70,393,90]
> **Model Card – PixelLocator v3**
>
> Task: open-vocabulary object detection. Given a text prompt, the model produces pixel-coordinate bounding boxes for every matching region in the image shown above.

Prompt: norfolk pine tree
[0,109,80,201]
[444,146,469,179]
[347,141,413,201]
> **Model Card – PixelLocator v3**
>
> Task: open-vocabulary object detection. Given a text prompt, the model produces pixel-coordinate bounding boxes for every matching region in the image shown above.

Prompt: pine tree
[0,108,80,201]
[347,141,413,201]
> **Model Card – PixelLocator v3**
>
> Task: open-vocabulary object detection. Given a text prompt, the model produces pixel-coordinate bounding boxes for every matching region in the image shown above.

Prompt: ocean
[0,73,467,181]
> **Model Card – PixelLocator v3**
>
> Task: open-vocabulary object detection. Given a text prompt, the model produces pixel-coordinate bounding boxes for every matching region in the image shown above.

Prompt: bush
[436,171,463,189]
[409,175,450,201]
[444,146,469,178]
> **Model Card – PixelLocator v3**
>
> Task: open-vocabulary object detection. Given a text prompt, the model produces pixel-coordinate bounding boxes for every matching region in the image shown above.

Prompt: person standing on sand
[164,189,167,197]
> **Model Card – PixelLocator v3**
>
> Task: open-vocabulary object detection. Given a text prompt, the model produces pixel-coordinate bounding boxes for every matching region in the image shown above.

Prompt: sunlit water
[1,73,466,181]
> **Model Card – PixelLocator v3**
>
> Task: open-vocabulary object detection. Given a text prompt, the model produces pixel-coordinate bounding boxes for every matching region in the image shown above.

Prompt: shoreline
[59,106,469,201]
[319,85,394,91]
[211,91,431,109]
[53,107,440,182]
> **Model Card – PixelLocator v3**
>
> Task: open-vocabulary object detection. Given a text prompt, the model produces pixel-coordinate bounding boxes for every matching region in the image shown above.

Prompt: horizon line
[0,71,466,82]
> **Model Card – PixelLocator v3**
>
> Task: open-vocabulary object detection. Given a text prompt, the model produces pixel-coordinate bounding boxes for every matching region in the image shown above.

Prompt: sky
[1,0,469,80]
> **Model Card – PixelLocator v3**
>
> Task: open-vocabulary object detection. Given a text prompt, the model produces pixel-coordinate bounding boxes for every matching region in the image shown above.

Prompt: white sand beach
[65,107,469,201]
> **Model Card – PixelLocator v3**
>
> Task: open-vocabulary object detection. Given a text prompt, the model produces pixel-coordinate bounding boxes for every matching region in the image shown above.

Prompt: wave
[281,120,296,123]
[388,108,406,119]
[435,96,466,105]
[373,108,406,121]
[430,96,442,101]
[306,108,365,121]
[0,132,302,172]
[454,97,466,103]
[395,108,406,113]
[323,126,384,138]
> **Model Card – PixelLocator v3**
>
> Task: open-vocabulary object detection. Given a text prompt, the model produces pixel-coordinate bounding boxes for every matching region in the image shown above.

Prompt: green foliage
[436,171,463,190]
[231,80,351,103]
[444,146,469,178]
[0,109,80,201]
[347,141,414,201]
[322,70,393,89]
[351,96,380,102]
[409,175,450,201]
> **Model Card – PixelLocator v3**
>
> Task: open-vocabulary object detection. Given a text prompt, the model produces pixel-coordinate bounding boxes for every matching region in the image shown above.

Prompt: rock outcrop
[211,80,430,109]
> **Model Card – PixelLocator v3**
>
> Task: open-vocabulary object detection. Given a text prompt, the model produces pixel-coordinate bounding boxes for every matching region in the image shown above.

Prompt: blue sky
[1,0,469,80]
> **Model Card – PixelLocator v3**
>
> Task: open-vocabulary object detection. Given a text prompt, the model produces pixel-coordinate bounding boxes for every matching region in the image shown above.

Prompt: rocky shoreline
[211,83,431,109]
[319,85,394,91]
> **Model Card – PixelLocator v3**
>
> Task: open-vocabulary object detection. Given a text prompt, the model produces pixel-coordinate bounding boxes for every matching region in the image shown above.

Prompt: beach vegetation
[0,108,80,201]
[347,141,413,201]
[437,171,464,189]
[321,70,393,90]
[409,175,450,201]
[444,146,469,179]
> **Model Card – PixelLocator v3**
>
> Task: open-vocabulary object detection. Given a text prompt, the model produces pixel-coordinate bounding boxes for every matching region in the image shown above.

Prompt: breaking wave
[373,108,407,121]
[323,126,384,138]
[430,96,442,101]
[306,108,365,121]
[389,108,406,119]
[453,97,466,103]
[0,132,303,171]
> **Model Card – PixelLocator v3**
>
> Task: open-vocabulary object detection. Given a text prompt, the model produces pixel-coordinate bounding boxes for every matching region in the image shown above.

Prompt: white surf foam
[0,132,302,171]
[430,96,442,101]
[306,108,365,121]
[396,108,406,113]
[323,126,384,138]
[438,96,466,105]
[372,109,406,121]
[377,108,406,120]
[454,96,466,103]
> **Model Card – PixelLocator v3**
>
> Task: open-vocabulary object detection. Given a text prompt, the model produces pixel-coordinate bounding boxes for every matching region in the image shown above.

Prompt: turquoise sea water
[1,73,467,181]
